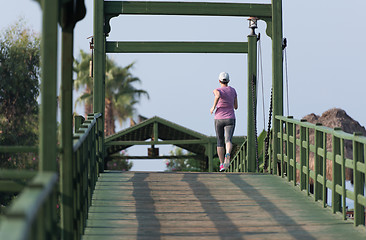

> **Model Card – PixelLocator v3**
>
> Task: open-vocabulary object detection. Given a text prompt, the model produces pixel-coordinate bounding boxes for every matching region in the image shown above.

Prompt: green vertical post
[286,117,294,182]
[272,0,283,175]
[322,132,327,208]
[60,26,74,240]
[299,120,307,190]
[207,142,213,172]
[39,2,58,239]
[332,128,342,213]
[39,0,58,172]
[94,0,105,172]
[247,33,257,172]
[314,124,323,202]
[353,133,365,226]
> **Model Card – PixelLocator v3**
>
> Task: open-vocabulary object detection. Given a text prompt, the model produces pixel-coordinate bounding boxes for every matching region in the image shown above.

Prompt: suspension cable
[251,75,259,172]
[264,88,273,172]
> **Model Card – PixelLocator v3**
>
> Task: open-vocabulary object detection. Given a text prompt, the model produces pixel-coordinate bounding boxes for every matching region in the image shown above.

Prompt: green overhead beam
[106,41,248,53]
[104,1,272,17]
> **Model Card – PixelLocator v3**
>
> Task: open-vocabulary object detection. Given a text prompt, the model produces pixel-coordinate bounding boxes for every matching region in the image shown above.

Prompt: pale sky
[1,0,365,171]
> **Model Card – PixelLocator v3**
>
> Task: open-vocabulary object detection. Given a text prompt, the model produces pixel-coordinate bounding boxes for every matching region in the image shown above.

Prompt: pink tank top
[214,86,237,119]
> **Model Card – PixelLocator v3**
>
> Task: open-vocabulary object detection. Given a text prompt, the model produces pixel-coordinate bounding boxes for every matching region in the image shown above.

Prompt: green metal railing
[226,140,248,172]
[0,170,58,240]
[274,115,366,227]
[65,113,103,239]
[0,113,103,240]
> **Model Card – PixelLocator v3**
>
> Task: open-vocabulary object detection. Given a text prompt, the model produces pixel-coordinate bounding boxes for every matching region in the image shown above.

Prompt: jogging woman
[210,72,238,172]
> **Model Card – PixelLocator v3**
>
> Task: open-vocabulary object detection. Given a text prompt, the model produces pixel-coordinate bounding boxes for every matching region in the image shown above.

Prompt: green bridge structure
[0,0,366,239]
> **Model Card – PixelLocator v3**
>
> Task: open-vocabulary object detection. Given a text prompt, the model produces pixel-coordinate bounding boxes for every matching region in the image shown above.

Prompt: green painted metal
[94,0,106,173]
[0,170,37,193]
[74,115,85,133]
[0,146,38,153]
[106,41,249,54]
[226,140,247,172]
[275,115,366,227]
[60,26,75,240]
[101,1,280,174]
[0,172,58,240]
[70,113,102,238]
[39,0,58,172]
[247,34,257,172]
[271,0,283,175]
[104,1,272,17]
[353,133,365,226]
[105,116,244,170]
[299,120,307,191]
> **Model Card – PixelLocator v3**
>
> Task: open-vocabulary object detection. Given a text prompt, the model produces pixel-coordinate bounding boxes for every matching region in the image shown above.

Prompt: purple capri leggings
[214,119,236,147]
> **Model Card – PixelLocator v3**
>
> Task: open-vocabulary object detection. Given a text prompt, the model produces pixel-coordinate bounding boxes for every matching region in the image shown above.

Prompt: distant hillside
[302,108,366,136]
[296,108,365,183]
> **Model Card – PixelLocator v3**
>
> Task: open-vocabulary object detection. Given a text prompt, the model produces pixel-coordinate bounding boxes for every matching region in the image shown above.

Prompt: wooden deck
[82,171,366,239]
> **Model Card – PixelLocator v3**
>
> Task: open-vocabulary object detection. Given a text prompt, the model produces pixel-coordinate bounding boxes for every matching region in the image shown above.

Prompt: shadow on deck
[82,171,366,239]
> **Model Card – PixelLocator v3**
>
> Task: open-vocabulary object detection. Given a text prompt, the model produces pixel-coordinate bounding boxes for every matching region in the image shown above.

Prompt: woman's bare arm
[210,89,220,114]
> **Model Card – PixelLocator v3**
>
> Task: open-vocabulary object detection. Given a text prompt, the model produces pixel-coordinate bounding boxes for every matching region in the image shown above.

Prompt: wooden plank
[82,172,366,239]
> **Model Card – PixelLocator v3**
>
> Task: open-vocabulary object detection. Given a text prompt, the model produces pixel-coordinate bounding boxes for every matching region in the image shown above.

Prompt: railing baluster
[280,119,284,178]
[299,119,307,191]
[332,128,342,213]
[314,123,323,202]
[306,126,310,196]
[340,138,346,220]
[353,133,365,226]
[322,132,327,208]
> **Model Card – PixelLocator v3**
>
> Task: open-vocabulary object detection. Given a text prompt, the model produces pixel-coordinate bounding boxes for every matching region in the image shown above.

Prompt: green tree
[74,49,93,116]
[0,20,40,167]
[104,59,149,135]
[74,51,148,171]
[74,50,149,136]
[165,148,201,172]
[0,20,40,210]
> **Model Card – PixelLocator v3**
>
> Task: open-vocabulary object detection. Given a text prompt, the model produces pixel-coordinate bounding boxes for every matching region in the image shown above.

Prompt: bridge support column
[247,33,258,172]
[272,0,283,175]
[60,25,75,240]
[39,2,58,239]
[94,0,106,172]
[39,0,58,173]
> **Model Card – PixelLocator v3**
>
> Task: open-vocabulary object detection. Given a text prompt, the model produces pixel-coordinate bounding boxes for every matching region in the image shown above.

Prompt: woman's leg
[224,119,236,164]
[215,119,225,164]
[217,146,225,164]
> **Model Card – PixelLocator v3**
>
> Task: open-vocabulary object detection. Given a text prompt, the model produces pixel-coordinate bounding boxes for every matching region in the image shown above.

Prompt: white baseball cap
[218,72,230,83]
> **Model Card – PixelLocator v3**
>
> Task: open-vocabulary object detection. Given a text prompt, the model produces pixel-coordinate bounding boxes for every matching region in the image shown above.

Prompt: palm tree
[74,50,93,116]
[104,59,149,135]
[74,50,149,135]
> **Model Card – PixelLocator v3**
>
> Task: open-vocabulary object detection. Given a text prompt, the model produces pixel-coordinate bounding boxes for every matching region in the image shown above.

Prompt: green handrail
[0,113,103,240]
[0,172,58,240]
[69,113,103,239]
[226,140,248,172]
[274,115,366,227]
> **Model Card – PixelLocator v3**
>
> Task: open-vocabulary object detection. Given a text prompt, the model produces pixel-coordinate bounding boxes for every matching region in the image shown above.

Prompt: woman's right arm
[234,96,238,110]
[210,89,220,114]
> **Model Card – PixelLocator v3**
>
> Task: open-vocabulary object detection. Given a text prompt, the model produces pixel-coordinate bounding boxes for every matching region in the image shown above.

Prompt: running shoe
[219,163,225,172]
